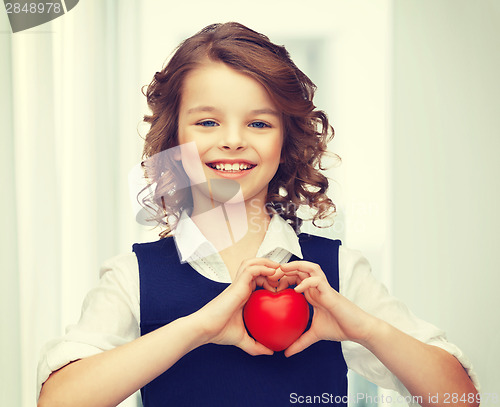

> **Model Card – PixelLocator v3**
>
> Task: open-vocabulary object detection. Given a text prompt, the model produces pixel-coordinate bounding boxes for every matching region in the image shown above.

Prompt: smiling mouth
[206,162,257,172]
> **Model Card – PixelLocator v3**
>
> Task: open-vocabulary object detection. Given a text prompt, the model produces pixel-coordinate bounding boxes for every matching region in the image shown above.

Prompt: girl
[37,23,479,407]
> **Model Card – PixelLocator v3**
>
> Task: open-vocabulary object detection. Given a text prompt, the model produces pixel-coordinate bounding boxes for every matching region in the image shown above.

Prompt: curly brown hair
[141,22,337,238]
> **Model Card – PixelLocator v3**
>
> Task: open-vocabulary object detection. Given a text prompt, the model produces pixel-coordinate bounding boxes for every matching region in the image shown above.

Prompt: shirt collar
[256,214,303,259]
[173,211,303,262]
[173,211,218,262]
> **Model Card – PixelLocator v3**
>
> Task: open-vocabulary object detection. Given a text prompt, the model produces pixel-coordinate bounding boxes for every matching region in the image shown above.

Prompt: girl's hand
[277,261,380,357]
[193,258,282,356]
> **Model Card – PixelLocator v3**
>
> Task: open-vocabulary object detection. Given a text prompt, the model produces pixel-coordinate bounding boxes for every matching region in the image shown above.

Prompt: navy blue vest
[133,233,347,406]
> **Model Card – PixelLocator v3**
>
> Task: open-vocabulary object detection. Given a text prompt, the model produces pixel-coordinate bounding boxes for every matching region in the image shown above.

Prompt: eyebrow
[186,106,280,117]
[250,108,280,117]
[186,106,220,114]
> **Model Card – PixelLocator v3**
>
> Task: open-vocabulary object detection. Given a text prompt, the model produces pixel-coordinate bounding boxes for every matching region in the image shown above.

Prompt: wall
[392,0,500,399]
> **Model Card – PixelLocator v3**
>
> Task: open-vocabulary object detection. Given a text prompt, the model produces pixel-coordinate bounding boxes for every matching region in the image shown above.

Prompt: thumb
[284,330,319,358]
[238,334,274,356]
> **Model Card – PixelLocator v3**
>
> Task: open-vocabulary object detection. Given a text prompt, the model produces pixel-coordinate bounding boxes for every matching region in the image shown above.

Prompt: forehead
[180,62,278,112]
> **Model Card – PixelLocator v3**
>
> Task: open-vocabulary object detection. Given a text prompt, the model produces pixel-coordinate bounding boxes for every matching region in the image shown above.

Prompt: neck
[190,188,270,252]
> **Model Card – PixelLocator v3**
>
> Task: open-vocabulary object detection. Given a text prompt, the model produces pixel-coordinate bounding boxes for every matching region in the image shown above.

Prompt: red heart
[243,288,310,352]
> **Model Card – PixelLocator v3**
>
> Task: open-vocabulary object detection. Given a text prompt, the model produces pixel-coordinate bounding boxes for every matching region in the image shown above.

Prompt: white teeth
[210,162,254,171]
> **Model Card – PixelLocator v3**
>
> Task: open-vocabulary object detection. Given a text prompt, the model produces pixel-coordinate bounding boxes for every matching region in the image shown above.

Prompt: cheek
[178,142,207,185]
[178,127,211,153]
[266,137,284,166]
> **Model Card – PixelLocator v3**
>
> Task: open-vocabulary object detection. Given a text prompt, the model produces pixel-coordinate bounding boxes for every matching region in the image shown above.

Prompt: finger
[233,258,279,282]
[280,261,323,276]
[294,276,323,293]
[277,263,312,280]
[245,266,283,292]
[284,330,319,358]
[238,335,274,356]
[278,269,310,282]
[228,266,278,303]
[256,258,281,267]
[239,258,280,271]
[238,265,278,284]
[267,267,285,282]
[276,275,300,292]
[254,275,276,292]
[263,267,285,291]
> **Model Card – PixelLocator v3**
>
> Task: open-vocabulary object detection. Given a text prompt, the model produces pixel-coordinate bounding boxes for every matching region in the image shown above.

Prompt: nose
[218,126,247,151]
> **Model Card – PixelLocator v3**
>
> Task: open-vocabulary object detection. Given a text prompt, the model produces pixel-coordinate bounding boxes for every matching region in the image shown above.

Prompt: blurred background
[1,0,499,405]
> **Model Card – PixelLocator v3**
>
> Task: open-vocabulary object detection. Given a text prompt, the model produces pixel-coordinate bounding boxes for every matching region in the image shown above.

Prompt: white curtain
[1,1,391,406]
[1,2,150,405]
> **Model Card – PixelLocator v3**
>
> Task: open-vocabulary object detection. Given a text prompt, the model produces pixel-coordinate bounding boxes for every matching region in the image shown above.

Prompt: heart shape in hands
[243,288,309,352]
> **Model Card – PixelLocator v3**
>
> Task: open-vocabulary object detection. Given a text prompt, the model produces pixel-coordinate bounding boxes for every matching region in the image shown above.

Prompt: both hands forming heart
[194,258,380,358]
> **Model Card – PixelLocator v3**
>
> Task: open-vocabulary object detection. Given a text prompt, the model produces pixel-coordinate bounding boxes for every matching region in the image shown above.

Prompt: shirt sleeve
[338,246,480,395]
[36,252,141,401]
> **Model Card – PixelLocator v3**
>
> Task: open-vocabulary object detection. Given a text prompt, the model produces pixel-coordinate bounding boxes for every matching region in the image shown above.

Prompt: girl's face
[177,61,283,208]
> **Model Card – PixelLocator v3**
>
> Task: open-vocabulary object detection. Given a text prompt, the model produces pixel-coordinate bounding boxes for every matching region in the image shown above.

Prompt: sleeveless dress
[133,233,348,406]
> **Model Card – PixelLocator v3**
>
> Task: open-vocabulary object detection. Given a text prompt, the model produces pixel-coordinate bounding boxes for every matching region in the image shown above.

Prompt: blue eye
[249,121,270,129]
[197,120,218,127]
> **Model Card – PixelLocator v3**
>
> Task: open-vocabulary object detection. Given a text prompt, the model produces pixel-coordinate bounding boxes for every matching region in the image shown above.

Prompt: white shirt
[37,214,479,404]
